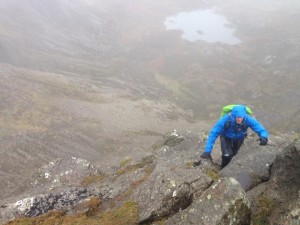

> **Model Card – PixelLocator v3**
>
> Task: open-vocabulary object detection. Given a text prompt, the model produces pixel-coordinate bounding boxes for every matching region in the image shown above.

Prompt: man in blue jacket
[200,105,268,168]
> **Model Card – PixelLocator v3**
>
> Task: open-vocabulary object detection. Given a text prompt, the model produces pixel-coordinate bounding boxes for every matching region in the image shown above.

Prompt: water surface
[164,9,241,45]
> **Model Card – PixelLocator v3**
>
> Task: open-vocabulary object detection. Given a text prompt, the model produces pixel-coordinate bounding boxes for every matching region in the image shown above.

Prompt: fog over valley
[0,0,299,200]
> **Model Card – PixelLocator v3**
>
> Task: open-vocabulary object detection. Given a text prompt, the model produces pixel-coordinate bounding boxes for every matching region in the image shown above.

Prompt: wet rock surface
[219,134,289,191]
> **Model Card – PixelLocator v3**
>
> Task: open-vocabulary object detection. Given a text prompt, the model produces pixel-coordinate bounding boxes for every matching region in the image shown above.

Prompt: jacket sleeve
[204,116,227,153]
[247,116,269,139]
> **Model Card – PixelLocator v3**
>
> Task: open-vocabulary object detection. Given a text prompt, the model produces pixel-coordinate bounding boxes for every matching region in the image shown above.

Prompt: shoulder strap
[224,113,232,130]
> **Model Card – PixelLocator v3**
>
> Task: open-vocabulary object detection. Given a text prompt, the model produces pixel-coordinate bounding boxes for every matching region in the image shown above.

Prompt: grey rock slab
[0,187,94,223]
[166,177,251,225]
[219,137,284,190]
[264,139,300,225]
[133,166,213,223]
[95,154,157,200]
[31,157,98,191]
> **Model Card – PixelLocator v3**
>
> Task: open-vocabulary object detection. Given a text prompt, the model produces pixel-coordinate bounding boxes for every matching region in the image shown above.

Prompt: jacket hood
[231,105,247,118]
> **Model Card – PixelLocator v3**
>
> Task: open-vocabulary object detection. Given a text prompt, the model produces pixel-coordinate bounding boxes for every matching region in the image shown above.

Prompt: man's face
[235,117,244,124]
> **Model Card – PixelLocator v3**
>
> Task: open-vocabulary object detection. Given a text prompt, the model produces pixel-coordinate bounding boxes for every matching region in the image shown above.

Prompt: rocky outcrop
[133,130,213,223]
[31,157,98,191]
[133,166,212,223]
[1,188,95,222]
[0,157,101,223]
[94,154,157,201]
[219,135,288,191]
[0,131,299,225]
[166,177,251,225]
[249,139,300,225]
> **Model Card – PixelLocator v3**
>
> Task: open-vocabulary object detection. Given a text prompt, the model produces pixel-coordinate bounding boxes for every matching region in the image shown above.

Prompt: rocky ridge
[0,130,299,225]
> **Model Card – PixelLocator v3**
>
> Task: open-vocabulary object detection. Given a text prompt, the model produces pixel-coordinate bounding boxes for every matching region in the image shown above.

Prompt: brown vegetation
[7,200,139,225]
[251,193,275,225]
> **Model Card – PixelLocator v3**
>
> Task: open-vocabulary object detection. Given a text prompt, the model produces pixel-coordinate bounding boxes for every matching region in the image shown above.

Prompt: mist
[1,0,299,126]
[0,0,299,199]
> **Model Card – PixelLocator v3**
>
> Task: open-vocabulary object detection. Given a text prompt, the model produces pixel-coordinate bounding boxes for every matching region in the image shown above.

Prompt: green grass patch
[100,201,139,225]
[119,157,132,167]
[115,155,156,178]
[154,73,195,101]
[204,168,220,181]
[251,193,275,225]
[185,161,195,168]
[81,174,107,187]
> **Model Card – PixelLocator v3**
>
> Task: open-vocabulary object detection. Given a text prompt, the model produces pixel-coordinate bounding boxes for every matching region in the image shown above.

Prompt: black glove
[200,152,212,160]
[259,137,268,146]
[193,159,201,167]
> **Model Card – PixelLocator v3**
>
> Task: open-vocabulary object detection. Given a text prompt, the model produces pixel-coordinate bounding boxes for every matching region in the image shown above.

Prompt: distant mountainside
[1,0,299,124]
[0,0,118,71]
[0,62,208,201]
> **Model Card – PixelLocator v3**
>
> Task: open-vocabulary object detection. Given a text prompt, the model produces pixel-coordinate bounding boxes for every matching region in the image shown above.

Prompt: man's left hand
[259,137,268,146]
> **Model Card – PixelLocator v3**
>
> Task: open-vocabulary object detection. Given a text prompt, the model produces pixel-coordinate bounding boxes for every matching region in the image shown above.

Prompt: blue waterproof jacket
[204,105,268,153]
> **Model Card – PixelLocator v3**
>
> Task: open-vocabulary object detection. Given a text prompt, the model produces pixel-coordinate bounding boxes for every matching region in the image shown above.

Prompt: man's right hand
[200,152,212,160]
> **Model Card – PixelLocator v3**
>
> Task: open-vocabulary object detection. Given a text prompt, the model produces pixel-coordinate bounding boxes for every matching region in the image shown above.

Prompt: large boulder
[31,157,98,191]
[250,139,300,225]
[133,130,213,223]
[0,154,157,224]
[94,154,157,201]
[219,135,287,190]
[166,177,251,225]
[0,187,95,222]
[152,130,206,165]
[133,166,212,223]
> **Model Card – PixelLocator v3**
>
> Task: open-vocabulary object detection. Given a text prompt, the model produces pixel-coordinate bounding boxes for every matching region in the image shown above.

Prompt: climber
[200,104,268,168]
